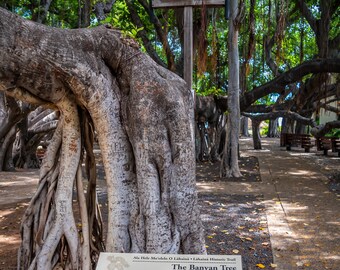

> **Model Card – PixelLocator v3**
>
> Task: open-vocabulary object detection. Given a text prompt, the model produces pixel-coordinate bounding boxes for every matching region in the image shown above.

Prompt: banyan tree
[0,8,206,269]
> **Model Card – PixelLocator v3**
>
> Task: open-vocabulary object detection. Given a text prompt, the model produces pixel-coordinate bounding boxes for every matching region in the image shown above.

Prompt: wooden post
[152,0,225,90]
[184,6,193,90]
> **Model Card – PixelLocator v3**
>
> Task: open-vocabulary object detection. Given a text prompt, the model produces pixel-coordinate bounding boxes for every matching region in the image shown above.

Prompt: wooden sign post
[152,0,225,91]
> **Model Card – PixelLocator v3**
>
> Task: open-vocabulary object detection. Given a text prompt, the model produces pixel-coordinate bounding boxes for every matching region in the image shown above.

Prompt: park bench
[281,133,314,152]
[319,137,340,156]
[315,137,334,155]
[331,138,340,156]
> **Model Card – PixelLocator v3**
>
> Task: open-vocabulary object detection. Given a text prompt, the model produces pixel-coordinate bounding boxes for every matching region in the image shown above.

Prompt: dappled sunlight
[248,149,271,153]
[0,235,20,246]
[262,193,340,268]
[326,221,340,226]
[287,170,316,176]
[0,208,17,217]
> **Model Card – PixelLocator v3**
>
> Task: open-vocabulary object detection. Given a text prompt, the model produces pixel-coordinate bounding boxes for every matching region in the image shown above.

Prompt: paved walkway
[197,137,340,269]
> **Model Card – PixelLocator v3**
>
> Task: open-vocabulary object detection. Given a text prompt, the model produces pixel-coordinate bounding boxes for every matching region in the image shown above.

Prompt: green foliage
[260,121,269,136]
[100,1,143,38]
[3,0,337,117]
[325,129,340,138]
[196,85,225,97]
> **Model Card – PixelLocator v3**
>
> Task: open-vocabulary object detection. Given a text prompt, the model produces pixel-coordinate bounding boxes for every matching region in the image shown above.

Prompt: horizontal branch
[242,111,317,127]
[311,120,340,138]
[240,58,340,111]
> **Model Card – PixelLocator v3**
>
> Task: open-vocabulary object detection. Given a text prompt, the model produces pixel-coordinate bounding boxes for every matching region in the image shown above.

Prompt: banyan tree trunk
[0,8,206,269]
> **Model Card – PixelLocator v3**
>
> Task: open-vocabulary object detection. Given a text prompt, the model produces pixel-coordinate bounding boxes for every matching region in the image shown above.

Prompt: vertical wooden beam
[183,6,193,90]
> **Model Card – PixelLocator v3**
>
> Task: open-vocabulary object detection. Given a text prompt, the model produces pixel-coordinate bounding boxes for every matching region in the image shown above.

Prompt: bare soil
[0,156,272,270]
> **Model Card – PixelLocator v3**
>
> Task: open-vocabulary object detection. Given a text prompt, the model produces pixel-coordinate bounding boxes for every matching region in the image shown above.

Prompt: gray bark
[267,119,280,138]
[240,116,250,137]
[252,120,262,150]
[220,0,242,178]
[0,8,206,269]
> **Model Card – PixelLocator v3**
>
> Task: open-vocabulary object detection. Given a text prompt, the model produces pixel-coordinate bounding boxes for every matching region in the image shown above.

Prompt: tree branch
[93,0,116,21]
[240,58,340,111]
[295,0,317,33]
[125,0,167,68]
[242,111,317,127]
[137,0,176,72]
[311,120,340,138]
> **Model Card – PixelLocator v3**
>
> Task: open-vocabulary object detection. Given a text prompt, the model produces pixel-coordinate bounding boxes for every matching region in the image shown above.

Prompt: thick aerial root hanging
[18,120,62,269]
[82,112,105,256]
[86,79,138,253]
[36,96,81,269]
[18,95,92,270]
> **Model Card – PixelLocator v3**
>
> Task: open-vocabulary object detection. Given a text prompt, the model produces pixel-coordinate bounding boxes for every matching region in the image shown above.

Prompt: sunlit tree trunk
[220,0,243,178]
[0,8,206,269]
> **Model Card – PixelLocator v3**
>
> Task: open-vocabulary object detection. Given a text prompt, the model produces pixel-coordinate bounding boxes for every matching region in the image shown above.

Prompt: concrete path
[197,137,340,269]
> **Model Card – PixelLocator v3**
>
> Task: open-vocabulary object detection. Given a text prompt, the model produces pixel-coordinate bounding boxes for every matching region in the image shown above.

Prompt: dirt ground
[0,138,339,269]
[0,157,272,270]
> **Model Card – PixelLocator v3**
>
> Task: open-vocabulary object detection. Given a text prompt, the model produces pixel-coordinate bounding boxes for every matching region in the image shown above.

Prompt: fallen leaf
[262,242,269,246]
[238,226,245,230]
[249,229,254,232]
[256,263,266,268]
[232,249,239,254]
[270,263,277,268]
[245,237,252,241]
[207,235,214,239]
[304,263,311,267]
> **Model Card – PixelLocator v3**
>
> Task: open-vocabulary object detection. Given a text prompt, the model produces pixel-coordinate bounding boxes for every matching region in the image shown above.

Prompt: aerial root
[76,165,91,269]
[18,121,62,269]
[35,96,81,269]
[18,95,96,270]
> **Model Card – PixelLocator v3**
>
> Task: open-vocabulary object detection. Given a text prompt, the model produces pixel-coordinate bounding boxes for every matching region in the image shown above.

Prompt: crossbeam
[152,0,225,8]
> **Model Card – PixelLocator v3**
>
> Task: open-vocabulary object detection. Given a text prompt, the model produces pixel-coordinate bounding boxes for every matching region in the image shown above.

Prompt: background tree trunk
[252,120,262,150]
[220,0,243,178]
[267,118,279,137]
[240,116,250,137]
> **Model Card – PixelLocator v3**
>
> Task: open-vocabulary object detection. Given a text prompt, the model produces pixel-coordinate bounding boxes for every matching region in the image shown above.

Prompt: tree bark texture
[251,120,262,150]
[220,0,242,178]
[267,119,280,138]
[0,8,206,269]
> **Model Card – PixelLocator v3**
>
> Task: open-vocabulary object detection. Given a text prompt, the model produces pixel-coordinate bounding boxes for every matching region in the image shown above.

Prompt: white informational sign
[96,253,242,270]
